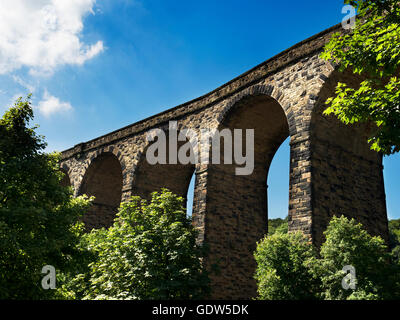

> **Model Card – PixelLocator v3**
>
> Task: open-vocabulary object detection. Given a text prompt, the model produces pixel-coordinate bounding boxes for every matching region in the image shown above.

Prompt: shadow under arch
[204,92,290,299]
[79,152,123,230]
[309,68,388,247]
[131,129,196,210]
[60,166,71,188]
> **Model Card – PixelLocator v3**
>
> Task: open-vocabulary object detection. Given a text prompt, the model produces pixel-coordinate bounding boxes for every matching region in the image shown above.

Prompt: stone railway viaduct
[60,24,389,299]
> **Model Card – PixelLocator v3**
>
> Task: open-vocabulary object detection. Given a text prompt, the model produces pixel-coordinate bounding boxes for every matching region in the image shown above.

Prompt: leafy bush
[66,189,210,300]
[314,216,400,300]
[255,215,400,300]
[254,232,319,300]
[389,219,400,249]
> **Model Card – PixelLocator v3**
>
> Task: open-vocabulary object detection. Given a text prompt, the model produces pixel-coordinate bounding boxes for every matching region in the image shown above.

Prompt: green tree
[389,219,400,263]
[71,189,209,300]
[254,232,319,300]
[0,95,91,299]
[314,215,400,300]
[255,215,400,300]
[321,0,400,155]
[389,219,400,248]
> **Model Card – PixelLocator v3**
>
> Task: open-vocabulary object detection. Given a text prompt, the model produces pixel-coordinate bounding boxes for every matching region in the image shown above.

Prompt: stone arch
[218,84,295,135]
[131,128,196,210]
[201,89,290,299]
[83,145,128,182]
[309,68,388,247]
[79,151,124,230]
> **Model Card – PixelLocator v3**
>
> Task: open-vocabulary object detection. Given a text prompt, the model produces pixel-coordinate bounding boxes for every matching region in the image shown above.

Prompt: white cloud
[37,90,73,117]
[0,0,104,76]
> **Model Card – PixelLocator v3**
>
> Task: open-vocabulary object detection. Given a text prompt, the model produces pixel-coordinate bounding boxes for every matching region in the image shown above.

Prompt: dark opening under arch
[79,152,123,230]
[131,132,196,214]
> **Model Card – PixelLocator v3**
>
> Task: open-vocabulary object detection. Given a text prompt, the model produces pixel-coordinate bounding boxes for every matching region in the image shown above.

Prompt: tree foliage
[389,219,400,263]
[66,189,210,300]
[0,96,91,299]
[255,215,400,300]
[389,218,400,247]
[314,216,400,300]
[254,232,319,300]
[321,0,400,155]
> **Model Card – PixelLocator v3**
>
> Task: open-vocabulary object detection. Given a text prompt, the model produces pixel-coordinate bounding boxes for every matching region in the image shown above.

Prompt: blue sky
[0,0,398,220]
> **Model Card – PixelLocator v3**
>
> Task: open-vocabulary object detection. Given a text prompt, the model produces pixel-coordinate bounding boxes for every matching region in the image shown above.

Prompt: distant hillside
[389,219,400,250]
[268,216,288,235]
